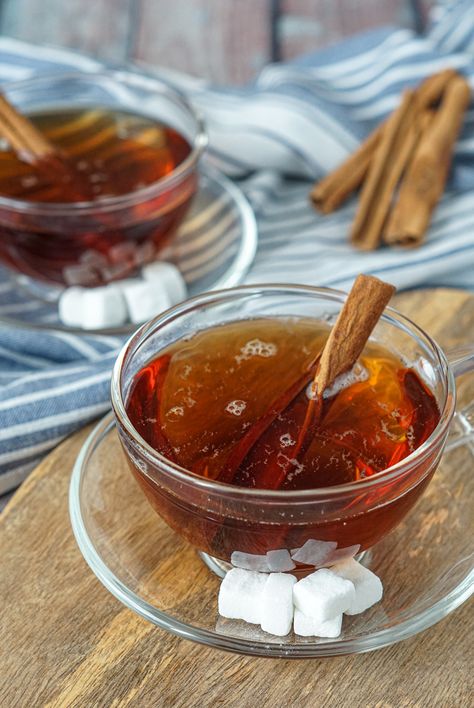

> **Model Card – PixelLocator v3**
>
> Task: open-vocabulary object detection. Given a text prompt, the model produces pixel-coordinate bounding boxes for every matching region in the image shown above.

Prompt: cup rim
[111,284,455,500]
[0,69,208,215]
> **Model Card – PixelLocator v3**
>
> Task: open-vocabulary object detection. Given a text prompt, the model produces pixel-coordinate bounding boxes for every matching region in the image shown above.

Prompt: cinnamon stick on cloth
[310,69,457,216]
[384,74,471,248]
[310,127,381,214]
[350,91,418,250]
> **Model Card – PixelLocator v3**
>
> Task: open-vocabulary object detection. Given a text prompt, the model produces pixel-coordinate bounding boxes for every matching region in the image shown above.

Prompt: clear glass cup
[0,71,207,286]
[111,285,474,573]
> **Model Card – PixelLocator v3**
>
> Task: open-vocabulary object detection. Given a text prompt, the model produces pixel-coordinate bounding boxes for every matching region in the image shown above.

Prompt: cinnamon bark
[314,274,396,395]
[310,128,381,213]
[350,91,418,250]
[310,68,459,216]
[384,75,470,247]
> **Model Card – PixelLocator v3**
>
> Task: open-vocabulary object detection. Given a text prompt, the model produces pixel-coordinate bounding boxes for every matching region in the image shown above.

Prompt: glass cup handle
[445,344,474,452]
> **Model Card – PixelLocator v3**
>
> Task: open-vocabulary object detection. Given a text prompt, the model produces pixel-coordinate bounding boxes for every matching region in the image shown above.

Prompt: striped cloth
[1,0,474,495]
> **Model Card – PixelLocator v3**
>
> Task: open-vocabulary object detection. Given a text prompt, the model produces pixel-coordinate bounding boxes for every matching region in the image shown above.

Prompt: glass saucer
[69,412,473,658]
[0,163,257,336]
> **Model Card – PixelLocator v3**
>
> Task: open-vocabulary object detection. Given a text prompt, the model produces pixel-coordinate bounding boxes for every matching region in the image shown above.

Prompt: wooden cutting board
[1,288,473,708]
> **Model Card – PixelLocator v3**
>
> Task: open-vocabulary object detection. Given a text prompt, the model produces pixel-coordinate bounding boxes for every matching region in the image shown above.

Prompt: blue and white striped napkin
[1,0,474,494]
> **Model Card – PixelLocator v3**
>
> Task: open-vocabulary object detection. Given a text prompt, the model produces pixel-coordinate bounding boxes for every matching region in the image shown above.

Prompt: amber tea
[124,317,440,560]
[0,107,195,284]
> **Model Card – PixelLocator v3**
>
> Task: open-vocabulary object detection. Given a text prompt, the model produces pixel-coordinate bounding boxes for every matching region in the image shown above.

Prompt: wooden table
[1,289,473,708]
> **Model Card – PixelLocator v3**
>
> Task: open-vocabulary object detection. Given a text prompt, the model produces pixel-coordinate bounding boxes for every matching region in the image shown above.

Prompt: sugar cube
[82,286,127,329]
[293,568,355,622]
[294,609,342,638]
[325,544,361,567]
[260,573,296,636]
[63,263,100,287]
[142,261,187,304]
[291,539,337,567]
[331,559,383,615]
[218,568,267,624]
[122,280,172,324]
[231,551,269,572]
[266,549,295,572]
[58,287,85,327]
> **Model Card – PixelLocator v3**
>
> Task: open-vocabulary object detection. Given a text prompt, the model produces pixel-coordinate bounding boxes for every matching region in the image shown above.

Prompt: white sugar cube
[331,559,383,615]
[294,609,342,638]
[122,280,172,324]
[142,261,187,304]
[325,544,361,567]
[81,286,127,329]
[231,551,269,572]
[293,568,355,622]
[291,539,337,567]
[260,573,296,637]
[58,287,85,327]
[266,549,295,572]
[218,568,267,624]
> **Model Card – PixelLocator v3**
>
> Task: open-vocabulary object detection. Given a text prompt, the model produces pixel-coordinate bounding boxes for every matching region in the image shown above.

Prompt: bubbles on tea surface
[236,339,277,364]
[277,453,304,482]
[280,433,295,448]
[166,405,184,419]
[226,400,247,416]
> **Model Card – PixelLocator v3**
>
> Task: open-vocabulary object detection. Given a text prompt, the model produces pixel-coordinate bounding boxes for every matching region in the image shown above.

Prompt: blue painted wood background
[0,0,435,83]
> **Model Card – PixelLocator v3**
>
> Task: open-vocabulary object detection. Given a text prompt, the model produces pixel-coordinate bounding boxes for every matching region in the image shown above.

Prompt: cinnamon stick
[384,75,470,248]
[217,274,395,489]
[310,127,381,213]
[251,274,395,491]
[310,68,458,215]
[0,92,92,200]
[0,94,56,162]
[313,274,396,395]
[350,90,418,250]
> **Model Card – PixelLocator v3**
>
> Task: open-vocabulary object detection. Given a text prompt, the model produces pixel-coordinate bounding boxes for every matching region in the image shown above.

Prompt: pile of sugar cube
[58,261,187,329]
[218,557,383,638]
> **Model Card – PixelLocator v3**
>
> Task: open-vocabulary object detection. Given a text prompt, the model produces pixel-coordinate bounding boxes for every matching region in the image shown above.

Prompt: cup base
[198,549,371,579]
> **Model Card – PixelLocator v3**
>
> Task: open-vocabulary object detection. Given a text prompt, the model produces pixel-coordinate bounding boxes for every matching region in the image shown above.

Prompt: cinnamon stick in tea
[313,274,396,396]
[218,274,395,490]
[384,74,470,248]
[0,93,92,200]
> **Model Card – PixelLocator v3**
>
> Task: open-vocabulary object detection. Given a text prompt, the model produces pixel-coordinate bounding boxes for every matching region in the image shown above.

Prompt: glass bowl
[0,164,258,335]
[110,285,474,574]
[0,71,207,286]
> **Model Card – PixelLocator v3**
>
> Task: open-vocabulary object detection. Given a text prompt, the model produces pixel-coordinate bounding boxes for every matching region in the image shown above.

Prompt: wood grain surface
[1,288,473,708]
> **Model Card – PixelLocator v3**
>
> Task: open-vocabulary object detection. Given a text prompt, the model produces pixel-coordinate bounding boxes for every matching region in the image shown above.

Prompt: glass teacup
[111,285,474,573]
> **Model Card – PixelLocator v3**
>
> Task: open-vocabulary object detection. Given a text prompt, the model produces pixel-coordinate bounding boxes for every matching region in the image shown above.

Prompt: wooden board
[1,288,473,708]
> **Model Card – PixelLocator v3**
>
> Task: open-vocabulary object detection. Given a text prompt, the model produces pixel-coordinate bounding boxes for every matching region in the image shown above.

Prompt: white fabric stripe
[0,353,116,391]
[0,459,38,495]
[52,331,103,361]
[0,435,65,465]
[0,401,110,442]
[0,37,103,70]
[0,369,110,411]
[0,345,51,369]
[303,30,412,78]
